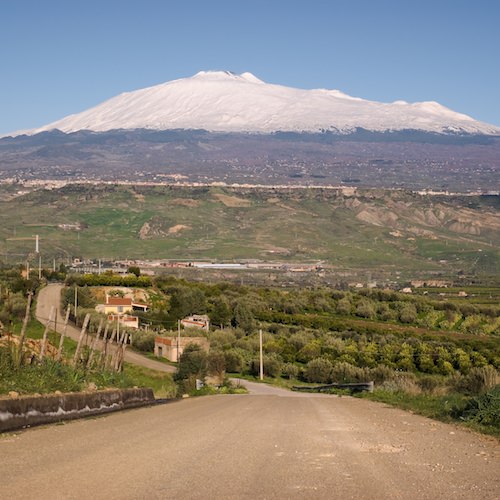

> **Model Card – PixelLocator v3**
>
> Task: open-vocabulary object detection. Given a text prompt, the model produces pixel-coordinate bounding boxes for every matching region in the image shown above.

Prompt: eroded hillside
[0,183,497,280]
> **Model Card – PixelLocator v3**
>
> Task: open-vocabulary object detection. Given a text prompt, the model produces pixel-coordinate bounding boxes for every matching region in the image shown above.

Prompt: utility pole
[259,328,264,380]
[33,234,41,280]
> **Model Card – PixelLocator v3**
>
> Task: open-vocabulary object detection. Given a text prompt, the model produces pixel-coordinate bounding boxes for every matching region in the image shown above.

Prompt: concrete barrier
[0,388,156,433]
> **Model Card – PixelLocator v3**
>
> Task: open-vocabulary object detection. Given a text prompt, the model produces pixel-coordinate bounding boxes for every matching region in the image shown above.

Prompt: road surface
[35,283,174,373]
[1,382,498,499]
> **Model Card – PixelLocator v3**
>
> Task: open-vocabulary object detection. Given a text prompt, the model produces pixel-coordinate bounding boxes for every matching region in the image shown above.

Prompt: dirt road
[1,382,498,499]
[35,283,174,373]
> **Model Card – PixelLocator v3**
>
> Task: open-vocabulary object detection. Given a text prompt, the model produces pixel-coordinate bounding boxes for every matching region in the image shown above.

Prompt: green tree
[210,297,232,328]
[358,341,378,368]
[355,299,376,319]
[132,330,156,352]
[249,353,283,378]
[297,340,322,363]
[435,346,454,375]
[396,343,415,371]
[283,363,299,380]
[175,344,208,381]
[336,297,351,315]
[453,348,472,374]
[416,343,435,373]
[377,302,396,321]
[207,351,226,381]
[224,349,244,373]
[62,285,96,310]
[331,361,366,383]
[379,343,397,369]
[168,287,207,321]
[232,301,255,334]
[305,357,333,383]
[399,303,417,324]
[127,266,141,277]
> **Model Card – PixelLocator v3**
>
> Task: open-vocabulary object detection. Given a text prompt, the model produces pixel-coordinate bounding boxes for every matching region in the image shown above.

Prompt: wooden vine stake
[39,306,55,361]
[104,327,117,370]
[72,313,90,367]
[111,330,125,371]
[117,334,129,372]
[57,307,71,361]
[98,323,110,368]
[87,318,104,369]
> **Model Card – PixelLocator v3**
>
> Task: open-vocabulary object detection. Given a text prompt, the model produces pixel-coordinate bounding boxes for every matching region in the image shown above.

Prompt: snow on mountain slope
[10,71,500,136]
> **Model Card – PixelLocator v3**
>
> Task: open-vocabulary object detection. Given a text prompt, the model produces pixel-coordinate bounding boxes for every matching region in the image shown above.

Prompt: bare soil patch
[168,224,191,234]
[213,193,252,207]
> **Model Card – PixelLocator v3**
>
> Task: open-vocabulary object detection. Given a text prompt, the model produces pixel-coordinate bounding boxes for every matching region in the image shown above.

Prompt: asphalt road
[35,283,174,373]
[1,382,498,499]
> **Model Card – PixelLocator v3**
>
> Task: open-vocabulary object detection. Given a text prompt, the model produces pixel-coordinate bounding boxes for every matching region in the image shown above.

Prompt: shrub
[378,304,397,322]
[399,304,417,324]
[380,372,420,395]
[369,365,394,384]
[417,375,442,394]
[288,332,313,352]
[355,300,376,319]
[331,361,367,383]
[264,354,283,378]
[232,301,255,334]
[453,348,472,374]
[458,315,485,335]
[336,297,351,315]
[452,384,500,427]
[223,349,244,373]
[248,354,283,378]
[209,329,237,349]
[175,344,208,381]
[283,362,299,380]
[207,351,226,380]
[305,357,333,383]
[453,366,500,395]
[132,330,156,352]
[296,340,322,363]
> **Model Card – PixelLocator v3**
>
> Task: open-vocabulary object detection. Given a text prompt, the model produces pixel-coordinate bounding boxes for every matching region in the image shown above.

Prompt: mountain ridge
[8,71,500,137]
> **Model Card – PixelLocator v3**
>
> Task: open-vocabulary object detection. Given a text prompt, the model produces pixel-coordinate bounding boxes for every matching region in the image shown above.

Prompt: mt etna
[1,71,499,191]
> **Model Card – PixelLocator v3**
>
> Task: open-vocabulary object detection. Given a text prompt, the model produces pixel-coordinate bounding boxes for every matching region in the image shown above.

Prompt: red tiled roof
[155,337,176,346]
[106,297,132,306]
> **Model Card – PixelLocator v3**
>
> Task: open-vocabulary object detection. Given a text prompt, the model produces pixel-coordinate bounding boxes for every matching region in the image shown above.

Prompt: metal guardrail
[292,381,374,393]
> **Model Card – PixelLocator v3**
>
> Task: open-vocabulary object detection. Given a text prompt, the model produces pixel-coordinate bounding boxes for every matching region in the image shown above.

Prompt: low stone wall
[0,388,155,433]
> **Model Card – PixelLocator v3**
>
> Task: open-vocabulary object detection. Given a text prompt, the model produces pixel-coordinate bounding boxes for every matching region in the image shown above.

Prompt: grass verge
[358,389,500,439]
[1,319,177,399]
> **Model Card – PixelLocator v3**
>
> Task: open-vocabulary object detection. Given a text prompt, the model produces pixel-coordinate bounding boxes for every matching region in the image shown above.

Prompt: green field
[0,183,498,281]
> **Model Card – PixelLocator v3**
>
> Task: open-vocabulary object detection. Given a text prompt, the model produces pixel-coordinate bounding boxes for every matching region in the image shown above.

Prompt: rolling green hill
[0,183,498,281]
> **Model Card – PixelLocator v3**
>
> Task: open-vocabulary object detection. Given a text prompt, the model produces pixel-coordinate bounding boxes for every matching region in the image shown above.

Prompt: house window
[118,306,123,313]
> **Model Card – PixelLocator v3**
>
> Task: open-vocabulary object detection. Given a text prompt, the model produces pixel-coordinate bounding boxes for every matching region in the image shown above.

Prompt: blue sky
[1,0,499,135]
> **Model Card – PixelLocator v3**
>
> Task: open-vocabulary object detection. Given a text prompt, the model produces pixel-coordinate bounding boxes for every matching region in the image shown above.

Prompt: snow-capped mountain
[10,71,500,136]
